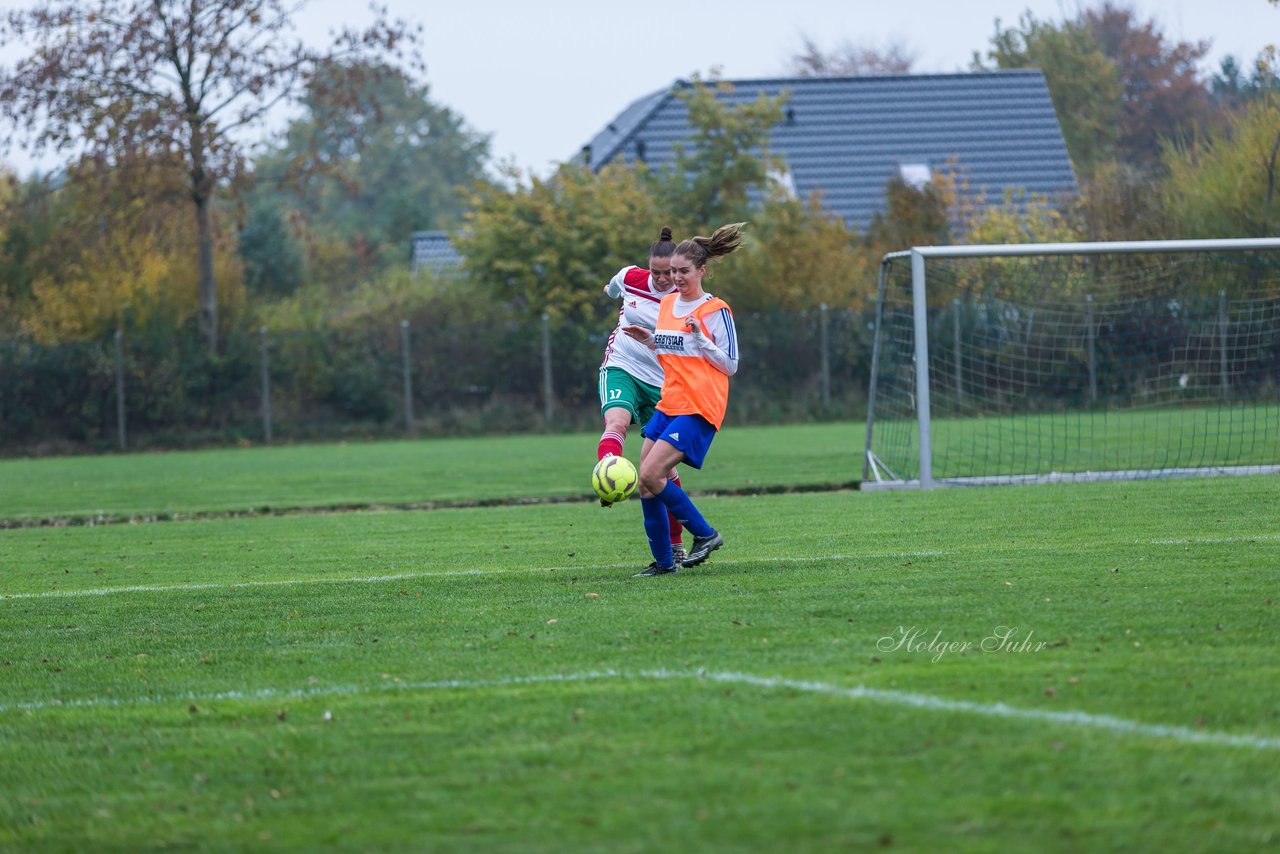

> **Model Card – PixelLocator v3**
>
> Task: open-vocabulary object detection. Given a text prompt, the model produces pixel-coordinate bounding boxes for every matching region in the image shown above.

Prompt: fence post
[1219,289,1229,400]
[818,303,830,411]
[952,298,963,404]
[259,326,272,443]
[114,328,126,451]
[541,312,553,425]
[1086,294,1097,404]
[401,319,414,432]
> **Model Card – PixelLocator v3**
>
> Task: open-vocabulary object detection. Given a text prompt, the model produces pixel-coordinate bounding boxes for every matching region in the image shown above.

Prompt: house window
[899,162,932,189]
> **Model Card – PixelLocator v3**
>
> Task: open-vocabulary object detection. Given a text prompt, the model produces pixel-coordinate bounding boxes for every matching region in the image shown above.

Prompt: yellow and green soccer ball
[592,455,639,503]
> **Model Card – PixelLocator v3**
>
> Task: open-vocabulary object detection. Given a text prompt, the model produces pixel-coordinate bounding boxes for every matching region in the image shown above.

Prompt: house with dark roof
[580,70,1078,228]
[411,229,464,275]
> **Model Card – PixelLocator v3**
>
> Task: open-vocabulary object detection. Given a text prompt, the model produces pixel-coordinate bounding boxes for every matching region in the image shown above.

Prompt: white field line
[1148,534,1280,545]
[2,667,1277,753]
[0,551,954,601]
[7,532,1276,601]
[16,530,1270,603]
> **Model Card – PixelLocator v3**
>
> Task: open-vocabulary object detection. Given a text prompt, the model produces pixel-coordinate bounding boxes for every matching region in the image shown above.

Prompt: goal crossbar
[888,237,1280,260]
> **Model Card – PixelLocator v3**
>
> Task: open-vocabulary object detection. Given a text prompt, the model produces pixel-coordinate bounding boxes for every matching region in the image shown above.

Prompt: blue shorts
[642,410,718,469]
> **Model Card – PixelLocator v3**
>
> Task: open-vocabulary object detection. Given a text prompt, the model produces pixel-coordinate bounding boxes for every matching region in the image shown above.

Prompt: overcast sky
[3,0,1278,176]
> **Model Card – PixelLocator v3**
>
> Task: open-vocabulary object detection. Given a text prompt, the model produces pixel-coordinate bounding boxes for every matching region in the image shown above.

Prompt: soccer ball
[592,455,639,503]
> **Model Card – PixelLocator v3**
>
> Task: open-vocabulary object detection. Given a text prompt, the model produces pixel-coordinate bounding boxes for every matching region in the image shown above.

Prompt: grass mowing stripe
[0,550,958,600]
[4,667,1277,753]
[0,423,868,521]
[7,502,1277,601]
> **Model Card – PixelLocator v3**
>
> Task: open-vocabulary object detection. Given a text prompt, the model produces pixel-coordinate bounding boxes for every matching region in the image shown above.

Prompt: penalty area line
[0,550,954,601]
[1148,533,1280,545]
[2,667,1277,753]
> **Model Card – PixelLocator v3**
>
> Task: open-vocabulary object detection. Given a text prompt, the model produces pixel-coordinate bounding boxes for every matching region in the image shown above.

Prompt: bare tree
[0,0,422,351]
[788,35,916,77]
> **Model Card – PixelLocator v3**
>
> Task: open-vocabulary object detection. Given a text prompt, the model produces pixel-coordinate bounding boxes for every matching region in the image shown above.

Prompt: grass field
[0,423,858,523]
[1,425,1278,850]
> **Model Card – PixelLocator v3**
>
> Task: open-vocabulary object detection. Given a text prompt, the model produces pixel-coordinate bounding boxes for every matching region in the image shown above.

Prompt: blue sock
[656,481,714,538]
[641,496,674,566]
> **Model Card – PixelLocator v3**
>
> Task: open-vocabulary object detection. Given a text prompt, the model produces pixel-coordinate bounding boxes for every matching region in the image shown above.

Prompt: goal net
[864,239,1280,488]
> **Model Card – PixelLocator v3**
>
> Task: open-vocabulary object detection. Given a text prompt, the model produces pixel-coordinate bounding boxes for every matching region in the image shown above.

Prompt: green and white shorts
[598,366,663,427]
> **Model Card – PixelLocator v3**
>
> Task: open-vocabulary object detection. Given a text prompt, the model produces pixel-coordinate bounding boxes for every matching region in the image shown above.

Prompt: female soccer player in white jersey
[596,227,686,564]
[622,222,743,577]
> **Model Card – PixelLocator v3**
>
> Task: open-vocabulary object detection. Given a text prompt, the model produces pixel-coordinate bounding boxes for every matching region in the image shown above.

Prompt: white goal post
[864,238,1280,489]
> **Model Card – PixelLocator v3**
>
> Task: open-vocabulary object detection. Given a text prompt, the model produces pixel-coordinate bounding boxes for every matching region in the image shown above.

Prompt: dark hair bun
[659,227,673,241]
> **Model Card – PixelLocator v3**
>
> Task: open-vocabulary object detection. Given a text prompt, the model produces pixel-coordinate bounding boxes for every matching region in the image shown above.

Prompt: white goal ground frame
[863,238,1280,490]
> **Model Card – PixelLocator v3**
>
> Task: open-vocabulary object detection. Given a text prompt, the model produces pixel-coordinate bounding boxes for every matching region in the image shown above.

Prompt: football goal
[864,238,1280,489]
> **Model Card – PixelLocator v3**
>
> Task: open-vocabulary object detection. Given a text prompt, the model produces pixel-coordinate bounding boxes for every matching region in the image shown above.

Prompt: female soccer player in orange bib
[622,222,744,576]
[596,226,687,564]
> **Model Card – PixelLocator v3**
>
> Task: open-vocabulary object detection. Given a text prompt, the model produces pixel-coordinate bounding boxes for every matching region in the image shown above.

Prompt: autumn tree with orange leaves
[0,0,422,352]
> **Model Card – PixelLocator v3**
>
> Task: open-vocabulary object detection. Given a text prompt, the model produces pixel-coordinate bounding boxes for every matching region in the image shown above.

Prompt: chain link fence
[0,306,874,454]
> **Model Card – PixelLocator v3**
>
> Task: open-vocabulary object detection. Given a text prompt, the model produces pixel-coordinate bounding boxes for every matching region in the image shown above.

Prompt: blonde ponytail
[674,222,747,267]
